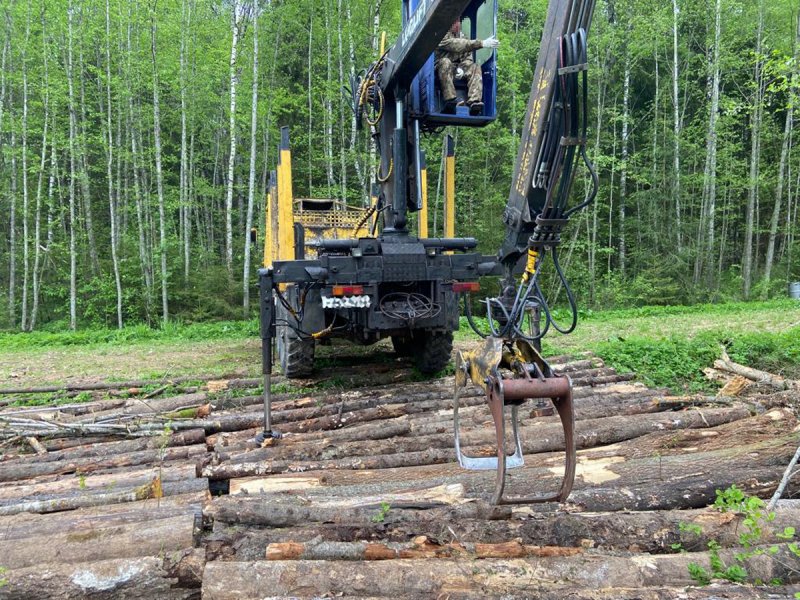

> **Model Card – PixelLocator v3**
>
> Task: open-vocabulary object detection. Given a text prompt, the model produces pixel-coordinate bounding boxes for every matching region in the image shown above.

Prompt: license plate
[321,295,372,309]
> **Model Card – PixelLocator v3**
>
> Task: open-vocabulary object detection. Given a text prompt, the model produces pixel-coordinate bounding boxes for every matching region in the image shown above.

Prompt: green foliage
[0,319,259,351]
[0,566,6,589]
[370,501,391,523]
[686,485,799,586]
[593,336,720,393]
[593,326,800,393]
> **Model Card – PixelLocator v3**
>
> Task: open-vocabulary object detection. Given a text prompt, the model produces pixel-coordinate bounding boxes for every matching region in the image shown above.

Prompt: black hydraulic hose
[548,246,579,334]
[464,295,489,339]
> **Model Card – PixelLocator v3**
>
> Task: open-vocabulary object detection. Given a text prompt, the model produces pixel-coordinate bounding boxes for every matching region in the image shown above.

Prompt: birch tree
[224,0,244,276]
[243,0,260,314]
[151,1,169,324]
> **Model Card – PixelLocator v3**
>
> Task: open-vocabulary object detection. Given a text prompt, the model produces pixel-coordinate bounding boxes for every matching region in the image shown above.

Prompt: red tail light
[452,282,480,293]
[331,285,364,297]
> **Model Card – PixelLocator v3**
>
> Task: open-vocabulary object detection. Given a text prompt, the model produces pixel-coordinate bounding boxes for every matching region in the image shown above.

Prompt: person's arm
[437,34,483,54]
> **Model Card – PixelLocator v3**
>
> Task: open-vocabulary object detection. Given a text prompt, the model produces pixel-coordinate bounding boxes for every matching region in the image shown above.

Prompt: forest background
[0,0,797,332]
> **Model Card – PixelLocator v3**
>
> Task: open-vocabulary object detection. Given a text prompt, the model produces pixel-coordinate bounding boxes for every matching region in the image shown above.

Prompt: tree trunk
[30,30,48,332]
[324,1,335,195]
[346,0,365,195]
[0,444,208,483]
[20,11,30,332]
[696,0,721,287]
[618,46,630,277]
[743,0,765,299]
[224,2,242,276]
[66,1,79,330]
[151,7,169,324]
[265,539,582,561]
[671,0,682,251]
[242,3,259,315]
[763,14,798,295]
[76,9,100,278]
[178,0,190,283]
[105,0,123,329]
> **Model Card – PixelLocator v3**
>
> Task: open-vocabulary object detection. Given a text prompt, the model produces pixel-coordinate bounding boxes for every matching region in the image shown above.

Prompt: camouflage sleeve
[437,35,483,54]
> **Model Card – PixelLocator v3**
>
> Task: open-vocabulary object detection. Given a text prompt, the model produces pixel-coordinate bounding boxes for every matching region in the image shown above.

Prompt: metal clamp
[454,338,576,505]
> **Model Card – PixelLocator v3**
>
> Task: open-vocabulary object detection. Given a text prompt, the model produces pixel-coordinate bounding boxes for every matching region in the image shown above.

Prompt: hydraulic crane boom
[258,0,598,506]
[501,0,597,267]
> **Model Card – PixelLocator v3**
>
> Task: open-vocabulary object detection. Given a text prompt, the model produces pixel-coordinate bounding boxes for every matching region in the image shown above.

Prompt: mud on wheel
[276,301,315,378]
[414,330,453,374]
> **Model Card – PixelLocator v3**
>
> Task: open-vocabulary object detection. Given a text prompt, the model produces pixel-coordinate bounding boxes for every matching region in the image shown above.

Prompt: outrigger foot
[454,337,576,505]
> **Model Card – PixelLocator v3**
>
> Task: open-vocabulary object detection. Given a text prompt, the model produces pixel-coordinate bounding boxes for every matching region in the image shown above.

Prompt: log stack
[1,350,799,598]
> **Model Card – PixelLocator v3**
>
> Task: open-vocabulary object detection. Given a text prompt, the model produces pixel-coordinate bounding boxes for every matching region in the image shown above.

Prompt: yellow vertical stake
[263,172,277,268]
[277,127,295,262]
[418,150,428,238]
[444,135,455,250]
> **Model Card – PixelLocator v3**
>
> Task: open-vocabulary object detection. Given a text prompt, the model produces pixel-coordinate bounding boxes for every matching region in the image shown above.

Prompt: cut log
[71,392,210,423]
[0,463,197,502]
[714,350,798,391]
[215,405,751,466]
[0,491,206,540]
[265,538,583,560]
[4,429,206,465]
[201,547,799,598]
[0,476,208,516]
[0,443,207,482]
[1,513,196,569]
[0,372,241,396]
[206,495,510,528]
[2,555,200,599]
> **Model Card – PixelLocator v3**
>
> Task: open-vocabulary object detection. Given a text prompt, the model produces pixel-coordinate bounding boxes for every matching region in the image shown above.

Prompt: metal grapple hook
[454,337,576,505]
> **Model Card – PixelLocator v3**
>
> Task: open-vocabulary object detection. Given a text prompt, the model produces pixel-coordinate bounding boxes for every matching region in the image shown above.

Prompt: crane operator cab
[405,0,498,127]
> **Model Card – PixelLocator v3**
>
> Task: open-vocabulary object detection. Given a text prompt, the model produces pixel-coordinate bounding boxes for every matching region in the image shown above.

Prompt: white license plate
[322,295,372,309]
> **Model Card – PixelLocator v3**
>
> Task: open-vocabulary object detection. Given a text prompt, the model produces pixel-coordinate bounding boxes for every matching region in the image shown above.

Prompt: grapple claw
[454,337,576,505]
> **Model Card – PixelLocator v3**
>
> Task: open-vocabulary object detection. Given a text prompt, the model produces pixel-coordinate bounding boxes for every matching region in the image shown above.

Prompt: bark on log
[265,538,583,560]
[407,502,800,553]
[714,352,798,391]
[2,555,201,600]
[0,372,240,396]
[215,405,751,467]
[0,463,197,502]
[0,491,206,539]
[0,443,207,482]
[201,548,798,598]
[3,429,205,465]
[204,503,800,564]
[206,495,510,527]
[72,393,209,423]
[0,476,208,515]
[1,513,196,569]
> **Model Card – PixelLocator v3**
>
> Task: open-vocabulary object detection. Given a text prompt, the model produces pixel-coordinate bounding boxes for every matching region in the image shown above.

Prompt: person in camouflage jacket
[435,21,499,115]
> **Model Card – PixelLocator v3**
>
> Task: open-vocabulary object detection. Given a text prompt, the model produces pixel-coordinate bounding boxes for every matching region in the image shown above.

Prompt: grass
[0,320,263,387]
[1,300,797,392]
[458,299,800,393]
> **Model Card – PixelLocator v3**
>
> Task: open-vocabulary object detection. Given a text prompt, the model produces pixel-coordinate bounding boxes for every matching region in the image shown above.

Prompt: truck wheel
[276,304,315,378]
[414,331,453,374]
[391,335,415,357]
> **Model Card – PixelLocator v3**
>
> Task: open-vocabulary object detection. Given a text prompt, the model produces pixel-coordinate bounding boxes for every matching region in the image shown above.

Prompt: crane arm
[500,0,597,268]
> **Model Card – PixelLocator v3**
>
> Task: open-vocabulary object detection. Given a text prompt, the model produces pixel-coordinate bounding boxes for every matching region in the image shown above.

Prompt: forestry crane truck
[257,0,598,505]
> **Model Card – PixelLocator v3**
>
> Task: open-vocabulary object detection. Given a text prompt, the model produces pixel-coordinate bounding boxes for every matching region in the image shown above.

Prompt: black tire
[276,303,315,378]
[414,330,453,374]
[391,334,415,357]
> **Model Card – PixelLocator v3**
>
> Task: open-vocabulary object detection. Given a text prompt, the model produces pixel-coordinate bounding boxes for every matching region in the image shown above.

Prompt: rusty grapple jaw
[454,337,576,506]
